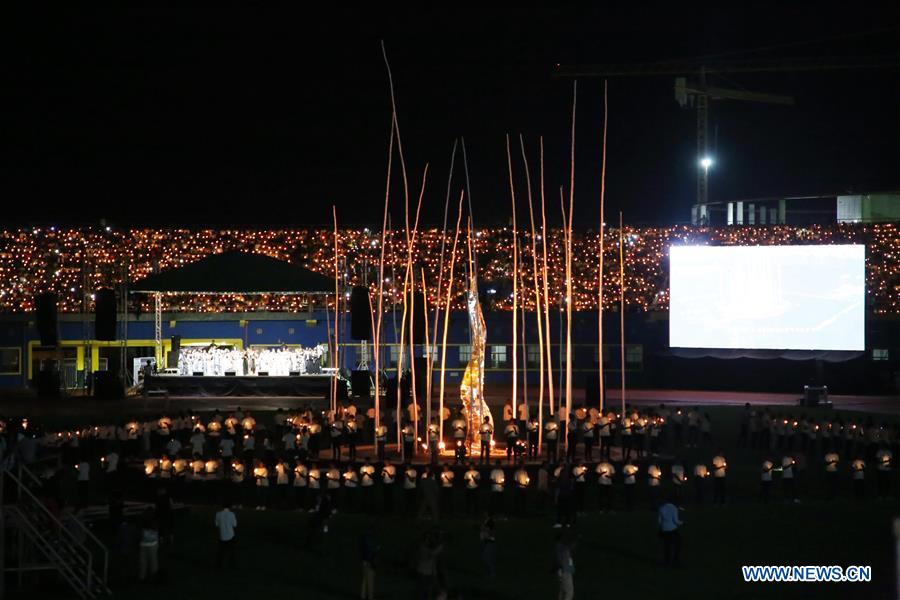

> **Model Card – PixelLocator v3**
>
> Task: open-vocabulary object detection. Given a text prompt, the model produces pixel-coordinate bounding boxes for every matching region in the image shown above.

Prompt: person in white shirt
[824,451,840,500]
[214,503,237,569]
[359,459,376,512]
[647,463,662,508]
[754,458,772,504]
[380,460,397,515]
[76,461,91,508]
[875,444,892,498]
[374,422,388,462]
[513,465,529,516]
[711,451,727,505]
[402,464,418,516]
[488,461,505,517]
[343,465,359,510]
[439,464,455,515]
[544,417,560,464]
[595,461,615,512]
[671,461,686,506]
[504,419,520,464]
[571,462,588,513]
[622,460,639,511]
[479,417,493,465]
[464,463,481,515]
[526,415,540,460]
[189,428,206,459]
[293,460,309,510]
[451,411,468,463]
[693,463,709,504]
[781,455,797,503]
[851,457,866,500]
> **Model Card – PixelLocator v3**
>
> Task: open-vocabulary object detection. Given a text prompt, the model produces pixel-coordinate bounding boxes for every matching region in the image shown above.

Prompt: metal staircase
[1,463,111,598]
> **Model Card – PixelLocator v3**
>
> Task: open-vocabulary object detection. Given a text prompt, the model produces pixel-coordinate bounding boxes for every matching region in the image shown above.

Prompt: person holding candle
[402,420,416,462]
[647,463,662,508]
[572,462,587,514]
[380,460,396,514]
[330,414,344,462]
[566,412,579,463]
[325,462,341,512]
[711,451,727,505]
[554,530,576,600]
[489,460,505,517]
[781,455,797,503]
[526,415,540,460]
[598,412,612,461]
[875,443,893,498]
[451,410,467,463]
[293,460,308,510]
[672,457,687,507]
[623,460,638,511]
[402,463,418,516]
[504,418,520,464]
[479,417,493,465]
[544,416,560,464]
[374,421,388,462]
[596,460,615,513]
[582,417,595,461]
[253,460,270,510]
[513,464,529,515]
[439,464,455,515]
[851,456,866,499]
[343,463,359,511]
[359,458,376,512]
[824,451,840,500]
[464,463,481,515]
[620,413,633,460]
[693,462,708,504]
[759,458,774,503]
[346,414,359,462]
[427,418,440,465]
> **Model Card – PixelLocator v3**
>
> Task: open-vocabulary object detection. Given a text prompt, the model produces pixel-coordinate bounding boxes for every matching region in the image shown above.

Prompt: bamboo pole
[430,140,457,441]
[619,211,626,415]
[374,119,395,434]
[396,166,427,455]
[539,138,554,418]
[598,80,608,412]
[332,205,340,415]
[439,192,465,447]
[566,82,576,433]
[421,269,431,436]
[505,135,518,418]
[520,135,544,451]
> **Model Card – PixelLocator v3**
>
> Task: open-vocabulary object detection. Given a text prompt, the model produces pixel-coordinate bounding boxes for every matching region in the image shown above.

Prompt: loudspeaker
[803,385,828,407]
[34,368,61,397]
[411,291,426,346]
[225,371,237,376]
[94,288,117,341]
[192,372,204,377]
[350,286,373,341]
[258,371,269,377]
[351,369,371,398]
[167,335,182,369]
[93,371,124,400]
[34,292,58,347]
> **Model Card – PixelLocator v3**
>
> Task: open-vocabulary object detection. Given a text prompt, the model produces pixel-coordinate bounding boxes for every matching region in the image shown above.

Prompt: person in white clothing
[214,503,237,569]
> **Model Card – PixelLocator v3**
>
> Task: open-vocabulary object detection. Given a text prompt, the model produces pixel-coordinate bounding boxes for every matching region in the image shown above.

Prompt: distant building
[693,191,900,226]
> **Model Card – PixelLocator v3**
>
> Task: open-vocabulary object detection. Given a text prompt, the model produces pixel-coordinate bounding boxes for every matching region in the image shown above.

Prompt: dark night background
[4,3,899,227]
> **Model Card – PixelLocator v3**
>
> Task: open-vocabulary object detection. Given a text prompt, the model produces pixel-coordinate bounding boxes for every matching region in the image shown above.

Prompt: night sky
[5,4,900,228]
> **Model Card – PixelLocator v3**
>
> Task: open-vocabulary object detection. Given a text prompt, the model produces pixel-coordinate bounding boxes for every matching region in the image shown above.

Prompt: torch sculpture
[460,240,492,452]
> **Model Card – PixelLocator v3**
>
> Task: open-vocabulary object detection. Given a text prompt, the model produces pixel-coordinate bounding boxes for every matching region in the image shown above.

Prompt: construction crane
[554,55,899,222]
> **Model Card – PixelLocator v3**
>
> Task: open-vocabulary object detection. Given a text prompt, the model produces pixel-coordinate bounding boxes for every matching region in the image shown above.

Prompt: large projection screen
[669,245,865,351]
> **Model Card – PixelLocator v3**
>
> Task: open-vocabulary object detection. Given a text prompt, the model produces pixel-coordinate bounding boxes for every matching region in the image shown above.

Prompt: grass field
[7,405,900,599]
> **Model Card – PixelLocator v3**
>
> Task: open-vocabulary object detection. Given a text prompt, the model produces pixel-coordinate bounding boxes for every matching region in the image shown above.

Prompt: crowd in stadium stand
[0,224,897,314]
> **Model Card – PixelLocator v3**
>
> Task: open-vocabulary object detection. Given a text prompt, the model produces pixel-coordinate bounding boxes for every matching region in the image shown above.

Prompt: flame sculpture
[460,261,492,452]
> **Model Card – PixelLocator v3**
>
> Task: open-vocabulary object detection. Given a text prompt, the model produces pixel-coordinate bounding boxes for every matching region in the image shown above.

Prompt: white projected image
[669,245,865,350]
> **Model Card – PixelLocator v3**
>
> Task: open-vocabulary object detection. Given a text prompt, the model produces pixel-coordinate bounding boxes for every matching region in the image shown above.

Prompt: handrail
[2,505,89,599]
[2,468,106,588]
[16,464,109,587]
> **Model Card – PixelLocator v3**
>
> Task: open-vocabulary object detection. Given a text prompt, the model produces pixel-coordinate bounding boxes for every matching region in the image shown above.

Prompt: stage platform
[143,373,332,397]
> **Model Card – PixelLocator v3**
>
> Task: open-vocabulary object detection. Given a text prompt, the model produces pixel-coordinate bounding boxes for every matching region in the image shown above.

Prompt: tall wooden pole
[439,193,465,446]
[520,135,544,451]
[619,211,626,415]
[506,135,518,418]
[565,81,577,433]
[332,205,340,415]
[539,138,555,418]
[374,120,395,435]
[598,80,608,411]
